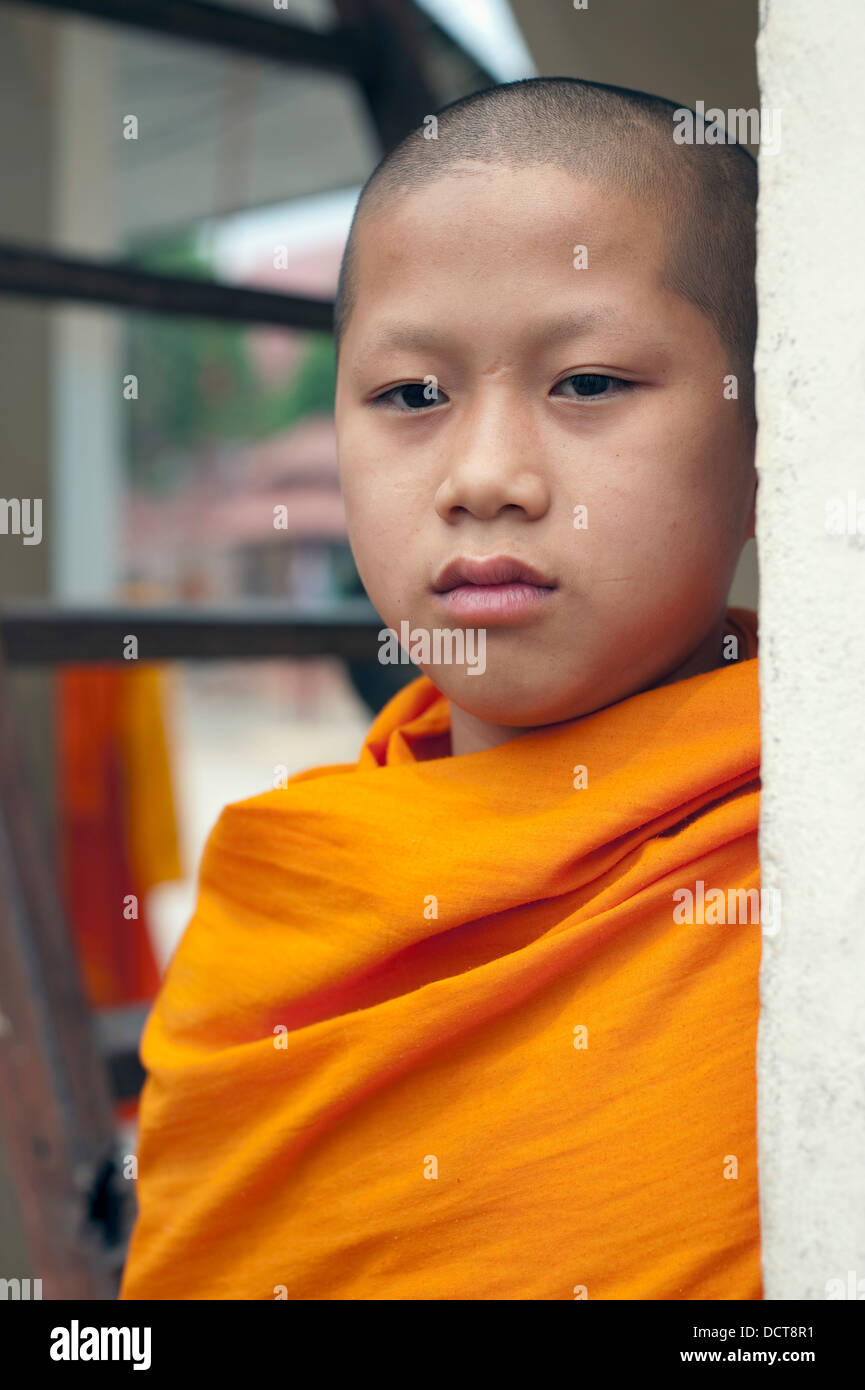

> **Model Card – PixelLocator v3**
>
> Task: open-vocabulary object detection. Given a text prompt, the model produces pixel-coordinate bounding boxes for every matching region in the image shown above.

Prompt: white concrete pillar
[755,0,865,1299]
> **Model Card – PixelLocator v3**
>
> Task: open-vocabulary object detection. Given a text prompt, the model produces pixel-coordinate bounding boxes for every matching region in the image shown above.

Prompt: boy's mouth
[431,555,557,621]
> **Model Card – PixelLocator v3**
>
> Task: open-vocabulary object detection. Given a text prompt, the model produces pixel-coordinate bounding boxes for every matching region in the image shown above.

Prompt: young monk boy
[120,77,762,1301]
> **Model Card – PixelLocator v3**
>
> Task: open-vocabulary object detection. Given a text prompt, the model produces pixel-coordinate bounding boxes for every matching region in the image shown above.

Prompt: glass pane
[0,295,352,600]
[113,32,376,239]
[0,6,378,258]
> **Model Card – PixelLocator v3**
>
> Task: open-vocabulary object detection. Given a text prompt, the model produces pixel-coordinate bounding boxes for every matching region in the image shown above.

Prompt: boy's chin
[428,667,598,730]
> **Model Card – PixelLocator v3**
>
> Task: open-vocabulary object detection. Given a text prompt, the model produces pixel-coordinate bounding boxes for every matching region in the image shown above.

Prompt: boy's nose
[433,408,551,523]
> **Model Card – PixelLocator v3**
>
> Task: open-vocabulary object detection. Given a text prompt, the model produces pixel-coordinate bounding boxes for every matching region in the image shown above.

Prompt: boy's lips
[432,555,556,591]
[431,555,557,622]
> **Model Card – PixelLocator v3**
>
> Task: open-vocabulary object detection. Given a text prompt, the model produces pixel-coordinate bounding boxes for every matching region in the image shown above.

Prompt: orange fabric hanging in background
[121,609,761,1300]
[57,664,183,1011]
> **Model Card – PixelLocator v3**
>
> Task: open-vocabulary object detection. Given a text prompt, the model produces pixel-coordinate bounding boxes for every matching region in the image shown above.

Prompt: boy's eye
[372,383,449,411]
[370,374,633,410]
[551,373,634,400]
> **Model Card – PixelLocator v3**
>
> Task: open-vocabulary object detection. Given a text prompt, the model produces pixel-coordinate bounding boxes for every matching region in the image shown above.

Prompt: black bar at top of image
[0,600,385,664]
[0,244,335,329]
[8,0,362,77]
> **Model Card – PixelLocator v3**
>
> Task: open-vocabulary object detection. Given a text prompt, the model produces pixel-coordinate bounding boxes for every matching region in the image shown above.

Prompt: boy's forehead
[350,167,669,308]
[365,164,661,255]
[344,168,675,357]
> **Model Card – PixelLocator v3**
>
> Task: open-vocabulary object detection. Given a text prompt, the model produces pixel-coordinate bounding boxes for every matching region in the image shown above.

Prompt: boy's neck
[447,611,735,758]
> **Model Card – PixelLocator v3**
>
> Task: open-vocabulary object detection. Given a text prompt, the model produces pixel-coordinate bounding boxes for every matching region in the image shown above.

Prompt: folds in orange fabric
[120,610,761,1300]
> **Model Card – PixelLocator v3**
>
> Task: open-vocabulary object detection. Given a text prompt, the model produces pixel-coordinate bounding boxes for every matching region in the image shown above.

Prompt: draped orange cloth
[58,664,183,1124]
[58,664,183,1010]
[120,608,761,1301]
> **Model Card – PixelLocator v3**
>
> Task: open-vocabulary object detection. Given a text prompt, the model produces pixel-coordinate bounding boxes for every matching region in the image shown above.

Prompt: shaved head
[334,76,757,408]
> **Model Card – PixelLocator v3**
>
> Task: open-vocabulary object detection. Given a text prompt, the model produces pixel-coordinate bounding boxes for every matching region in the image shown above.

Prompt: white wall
[755,0,865,1299]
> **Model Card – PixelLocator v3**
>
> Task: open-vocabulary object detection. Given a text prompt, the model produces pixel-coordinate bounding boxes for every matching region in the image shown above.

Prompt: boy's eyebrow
[356,308,646,361]
[536,309,642,345]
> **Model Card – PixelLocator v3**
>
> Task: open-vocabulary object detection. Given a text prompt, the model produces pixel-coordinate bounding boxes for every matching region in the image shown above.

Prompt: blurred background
[0,0,759,1297]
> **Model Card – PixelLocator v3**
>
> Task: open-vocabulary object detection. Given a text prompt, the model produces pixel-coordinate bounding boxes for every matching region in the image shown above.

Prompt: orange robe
[120,608,762,1300]
[58,664,183,1124]
[58,663,183,1010]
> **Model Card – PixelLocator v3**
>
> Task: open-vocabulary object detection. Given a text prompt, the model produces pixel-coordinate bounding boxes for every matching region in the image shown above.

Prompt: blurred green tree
[124,229,336,491]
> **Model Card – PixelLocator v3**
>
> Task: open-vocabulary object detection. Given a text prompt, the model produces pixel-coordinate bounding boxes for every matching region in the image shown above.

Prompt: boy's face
[335,164,756,749]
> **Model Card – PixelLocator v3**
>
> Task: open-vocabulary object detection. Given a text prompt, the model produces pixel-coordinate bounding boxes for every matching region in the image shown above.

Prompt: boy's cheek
[339,460,400,528]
